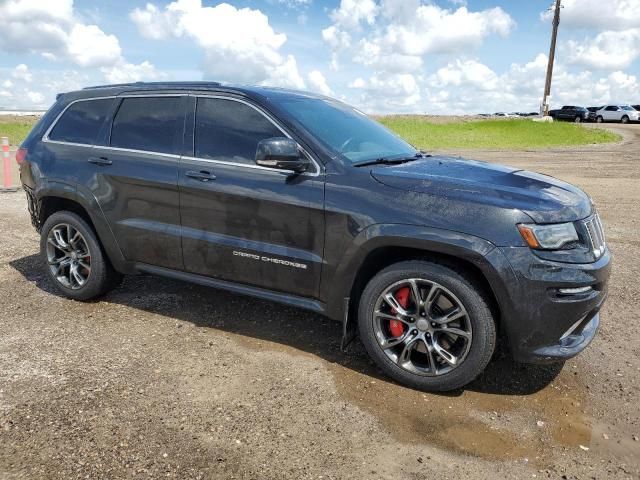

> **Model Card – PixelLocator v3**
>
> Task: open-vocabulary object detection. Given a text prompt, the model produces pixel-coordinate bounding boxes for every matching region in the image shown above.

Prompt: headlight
[517,222,579,250]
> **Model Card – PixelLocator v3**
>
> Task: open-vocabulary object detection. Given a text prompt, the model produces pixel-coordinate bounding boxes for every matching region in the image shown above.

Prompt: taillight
[16,147,27,165]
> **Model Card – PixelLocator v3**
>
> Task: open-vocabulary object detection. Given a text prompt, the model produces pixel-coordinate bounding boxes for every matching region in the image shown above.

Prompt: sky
[1,0,639,114]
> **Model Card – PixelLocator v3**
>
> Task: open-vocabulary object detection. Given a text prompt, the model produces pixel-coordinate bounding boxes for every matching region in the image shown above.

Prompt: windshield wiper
[353,152,428,168]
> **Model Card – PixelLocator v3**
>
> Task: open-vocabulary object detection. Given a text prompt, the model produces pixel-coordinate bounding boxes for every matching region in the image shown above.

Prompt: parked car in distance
[632,105,640,112]
[595,105,640,124]
[587,107,603,122]
[18,82,611,392]
[548,106,590,123]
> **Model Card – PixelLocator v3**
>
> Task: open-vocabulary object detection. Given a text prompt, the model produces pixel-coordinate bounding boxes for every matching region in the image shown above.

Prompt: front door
[178,96,325,299]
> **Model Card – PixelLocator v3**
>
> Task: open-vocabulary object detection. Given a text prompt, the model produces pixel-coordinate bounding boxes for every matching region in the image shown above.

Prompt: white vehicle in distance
[595,105,639,124]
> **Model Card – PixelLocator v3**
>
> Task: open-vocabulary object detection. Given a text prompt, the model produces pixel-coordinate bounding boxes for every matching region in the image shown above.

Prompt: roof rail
[83,81,222,90]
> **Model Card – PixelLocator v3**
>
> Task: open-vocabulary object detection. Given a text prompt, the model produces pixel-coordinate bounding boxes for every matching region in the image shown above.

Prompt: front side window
[273,97,417,164]
[48,98,114,145]
[195,97,282,164]
[111,97,183,154]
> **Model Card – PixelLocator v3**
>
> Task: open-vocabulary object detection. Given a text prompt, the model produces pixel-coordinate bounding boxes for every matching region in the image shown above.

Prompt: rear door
[178,95,325,299]
[86,95,188,270]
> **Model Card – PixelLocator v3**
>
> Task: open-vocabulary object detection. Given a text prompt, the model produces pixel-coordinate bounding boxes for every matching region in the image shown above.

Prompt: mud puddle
[232,332,639,465]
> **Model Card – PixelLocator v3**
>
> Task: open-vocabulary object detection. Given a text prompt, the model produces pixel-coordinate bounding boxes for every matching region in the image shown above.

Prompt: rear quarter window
[48,98,114,145]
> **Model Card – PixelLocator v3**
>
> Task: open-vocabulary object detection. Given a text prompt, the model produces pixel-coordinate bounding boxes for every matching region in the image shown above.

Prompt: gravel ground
[0,124,639,479]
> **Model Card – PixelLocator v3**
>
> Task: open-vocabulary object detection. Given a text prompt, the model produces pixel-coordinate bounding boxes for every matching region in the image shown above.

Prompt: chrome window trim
[41,92,322,177]
[181,155,295,175]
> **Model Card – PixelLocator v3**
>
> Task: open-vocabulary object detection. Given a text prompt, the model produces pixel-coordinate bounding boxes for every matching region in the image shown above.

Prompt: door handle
[88,156,112,166]
[186,170,217,182]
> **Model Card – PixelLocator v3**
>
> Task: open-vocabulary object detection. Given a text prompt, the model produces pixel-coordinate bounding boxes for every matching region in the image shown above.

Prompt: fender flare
[324,223,512,325]
[35,180,130,273]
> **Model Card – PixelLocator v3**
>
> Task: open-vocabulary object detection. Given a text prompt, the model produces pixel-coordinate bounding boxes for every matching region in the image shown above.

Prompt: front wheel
[621,115,629,124]
[596,116,604,123]
[358,260,496,391]
[41,211,122,301]
[574,116,582,123]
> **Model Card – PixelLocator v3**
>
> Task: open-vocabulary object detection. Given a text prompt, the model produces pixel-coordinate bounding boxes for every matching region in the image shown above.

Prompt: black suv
[548,105,590,122]
[19,82,611,391]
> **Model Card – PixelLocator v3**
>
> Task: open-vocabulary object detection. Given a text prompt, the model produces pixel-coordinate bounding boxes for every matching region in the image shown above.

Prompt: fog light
[558,286,592,295]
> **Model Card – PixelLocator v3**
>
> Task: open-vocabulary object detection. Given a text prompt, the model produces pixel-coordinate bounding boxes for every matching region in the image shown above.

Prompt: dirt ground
[0,124,638,479]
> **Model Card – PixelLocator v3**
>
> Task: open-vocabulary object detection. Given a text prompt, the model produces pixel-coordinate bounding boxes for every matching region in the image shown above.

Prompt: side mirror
[255,137,309,174]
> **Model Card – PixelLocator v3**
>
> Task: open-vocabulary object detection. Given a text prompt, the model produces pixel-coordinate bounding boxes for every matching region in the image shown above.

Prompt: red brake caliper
[389,286,410,337]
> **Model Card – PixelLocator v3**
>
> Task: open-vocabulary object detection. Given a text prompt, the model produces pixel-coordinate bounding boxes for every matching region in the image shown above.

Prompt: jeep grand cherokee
[18,82,611,391]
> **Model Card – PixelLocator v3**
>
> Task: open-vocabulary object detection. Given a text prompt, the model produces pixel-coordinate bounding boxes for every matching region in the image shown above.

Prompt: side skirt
[135,263,327,314]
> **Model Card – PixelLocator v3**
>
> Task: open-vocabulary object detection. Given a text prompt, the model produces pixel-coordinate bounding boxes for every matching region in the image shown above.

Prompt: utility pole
[542,0,562,117]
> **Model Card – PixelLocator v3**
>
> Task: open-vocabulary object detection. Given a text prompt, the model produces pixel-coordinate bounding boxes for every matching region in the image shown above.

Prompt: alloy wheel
[372,278,473,377]
[46,223,92,290]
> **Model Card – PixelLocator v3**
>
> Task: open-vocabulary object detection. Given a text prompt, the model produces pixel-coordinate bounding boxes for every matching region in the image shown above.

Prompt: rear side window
[111,97,183,154]
[48,98,113,145]
[195,97,282,164]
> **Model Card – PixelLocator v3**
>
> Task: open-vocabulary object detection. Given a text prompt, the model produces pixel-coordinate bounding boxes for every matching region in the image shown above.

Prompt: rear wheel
[358,260,496,391]
[621,115,630,124]
[41,211,122,301]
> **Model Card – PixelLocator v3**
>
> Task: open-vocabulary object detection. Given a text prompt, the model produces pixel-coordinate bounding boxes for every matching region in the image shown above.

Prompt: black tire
[621,115,629,124]
[574,116,582,123]
[596,116,604,123]
[40,211,122,301]
[358,260,496,392]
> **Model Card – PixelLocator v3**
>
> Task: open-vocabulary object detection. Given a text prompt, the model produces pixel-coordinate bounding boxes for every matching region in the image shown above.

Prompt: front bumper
[492,246,611,363]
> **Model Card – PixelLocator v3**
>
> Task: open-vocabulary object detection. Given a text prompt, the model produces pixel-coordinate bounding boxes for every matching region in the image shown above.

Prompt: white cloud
[542,0,640,31]
[101,61,164,84]
[323,2,515,74]
[0,64,91,109]
[0,0,72,54]
[430,59,498,91]
[330,0,378,30]
[0,0,119,68]
[307,70,333,95]
[348,73,421,113]
[0,0,158,81]
[325,2,515,54]
[11,63,32,82]
[26,90,45,104]
[419,54,640,115]
[130,0,304,88]
[379,5,514,56]
[566,29,640,70]
[67,24,122,67]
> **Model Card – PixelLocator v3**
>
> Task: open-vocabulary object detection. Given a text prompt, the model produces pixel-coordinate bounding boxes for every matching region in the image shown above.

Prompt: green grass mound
[379,118,620,150]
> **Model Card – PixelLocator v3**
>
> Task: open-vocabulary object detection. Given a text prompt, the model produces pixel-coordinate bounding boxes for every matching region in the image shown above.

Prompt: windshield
[275,97,417,163]
[622,105,635,111]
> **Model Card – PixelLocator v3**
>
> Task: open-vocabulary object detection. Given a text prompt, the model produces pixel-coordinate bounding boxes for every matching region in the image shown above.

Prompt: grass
[0,117,39,146]
[379,117,620,150]
[0,115,622,150]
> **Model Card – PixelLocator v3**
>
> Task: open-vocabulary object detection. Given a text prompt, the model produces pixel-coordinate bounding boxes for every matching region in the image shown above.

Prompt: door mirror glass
[255,137,309,173]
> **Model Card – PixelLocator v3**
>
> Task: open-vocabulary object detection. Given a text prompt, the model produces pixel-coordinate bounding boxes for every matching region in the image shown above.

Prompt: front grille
[583,214,606,259]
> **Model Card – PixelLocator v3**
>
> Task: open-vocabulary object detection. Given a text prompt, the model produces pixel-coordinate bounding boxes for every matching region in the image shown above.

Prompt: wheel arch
[326,224,510,346]
[35,186,130,273]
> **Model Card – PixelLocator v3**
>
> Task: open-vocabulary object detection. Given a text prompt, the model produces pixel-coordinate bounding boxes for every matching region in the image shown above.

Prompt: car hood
[370,156,593,223]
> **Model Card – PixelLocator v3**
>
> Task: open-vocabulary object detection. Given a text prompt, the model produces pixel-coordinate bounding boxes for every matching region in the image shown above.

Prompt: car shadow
[10,253,563,397]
